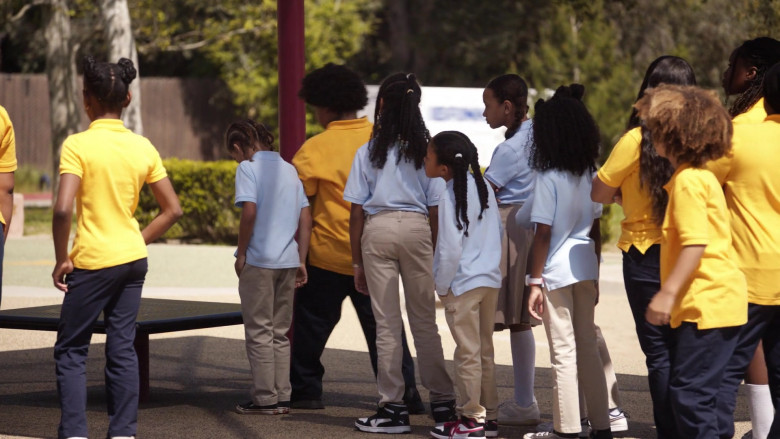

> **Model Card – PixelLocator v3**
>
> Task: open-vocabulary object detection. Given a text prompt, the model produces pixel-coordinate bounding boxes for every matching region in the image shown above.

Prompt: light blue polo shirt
[343,142,445,215]
[530,169,600,290]
[434,174,503,296]
[484,120,536,205]
[234,151,309,269]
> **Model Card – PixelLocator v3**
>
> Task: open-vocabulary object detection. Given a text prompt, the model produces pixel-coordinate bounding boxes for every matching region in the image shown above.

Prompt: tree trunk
[44,0,80,194]
[98,0,143,135]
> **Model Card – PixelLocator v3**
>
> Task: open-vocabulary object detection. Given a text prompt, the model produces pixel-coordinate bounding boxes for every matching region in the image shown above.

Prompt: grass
[22,207,55,236]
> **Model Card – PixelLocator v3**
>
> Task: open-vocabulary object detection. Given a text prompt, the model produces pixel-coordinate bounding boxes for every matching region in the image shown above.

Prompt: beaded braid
[727,38,780,117]
[431,131,490,236]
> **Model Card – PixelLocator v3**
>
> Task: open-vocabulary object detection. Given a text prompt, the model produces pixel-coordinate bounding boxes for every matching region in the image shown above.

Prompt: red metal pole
[277,0,306,163]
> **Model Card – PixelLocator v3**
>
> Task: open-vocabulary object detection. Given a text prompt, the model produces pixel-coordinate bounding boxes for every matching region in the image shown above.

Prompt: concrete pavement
[0,236,751,438]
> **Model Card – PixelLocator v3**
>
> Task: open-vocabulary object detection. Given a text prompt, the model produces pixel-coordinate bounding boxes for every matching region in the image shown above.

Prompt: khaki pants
[542,280,610,433]
[238,265,297,405]
[441,287,500,422]
[361,211,455,405]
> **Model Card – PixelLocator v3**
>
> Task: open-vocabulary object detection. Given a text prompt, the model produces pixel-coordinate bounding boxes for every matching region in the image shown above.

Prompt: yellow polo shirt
[0,105,18,225]
[293,117,372,275]
[597,127,660,253]
[707,115,780,305]
[60,119,167,270]
[732,98,766,125]
[661,165,747,329]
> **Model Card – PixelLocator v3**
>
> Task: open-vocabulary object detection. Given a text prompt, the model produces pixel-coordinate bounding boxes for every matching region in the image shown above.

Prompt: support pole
[277,0,306,162]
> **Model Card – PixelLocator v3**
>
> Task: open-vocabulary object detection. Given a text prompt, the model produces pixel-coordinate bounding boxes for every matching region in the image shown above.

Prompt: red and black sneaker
[430,416,485,439]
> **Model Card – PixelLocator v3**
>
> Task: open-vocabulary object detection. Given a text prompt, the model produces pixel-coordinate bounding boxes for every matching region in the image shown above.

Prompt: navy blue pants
[290,264,417,402]
[717,303,780,438]
[55,258,147,439]
[670,322,740,439]
[623,245,679,438]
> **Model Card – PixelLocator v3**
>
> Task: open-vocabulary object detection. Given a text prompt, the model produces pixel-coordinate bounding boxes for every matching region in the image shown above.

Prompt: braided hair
[369,73,429,169]
[627,56,696,224]
[429,131,490,236]
[530,84,599,176]
[726,37,780,117]
[82,55,137,111]
[485,74,529,139]
[225,119,275,154]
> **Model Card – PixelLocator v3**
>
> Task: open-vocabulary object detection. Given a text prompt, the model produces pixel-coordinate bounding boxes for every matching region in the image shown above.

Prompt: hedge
[135,158,240,244]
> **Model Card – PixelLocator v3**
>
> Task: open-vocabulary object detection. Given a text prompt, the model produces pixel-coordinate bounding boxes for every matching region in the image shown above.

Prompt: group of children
[47,35,780,439]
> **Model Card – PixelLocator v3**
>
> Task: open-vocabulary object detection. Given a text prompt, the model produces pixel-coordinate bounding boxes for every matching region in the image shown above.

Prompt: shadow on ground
[0,336,747,439]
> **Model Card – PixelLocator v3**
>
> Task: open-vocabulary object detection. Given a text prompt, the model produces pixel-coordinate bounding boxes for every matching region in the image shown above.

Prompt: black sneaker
[485,419,498,438]
[403,386,426,414]
[431,400,457,426]
[590,429,613,439]
[355,403,412,434]
[234,401,277,415]
[430,416,485,439]
[277,401,291,414]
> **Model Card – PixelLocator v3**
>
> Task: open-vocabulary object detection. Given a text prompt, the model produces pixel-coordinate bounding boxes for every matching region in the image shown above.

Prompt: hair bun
[82,55,100,82]
[117,58,137,84]
[569,84,585,101]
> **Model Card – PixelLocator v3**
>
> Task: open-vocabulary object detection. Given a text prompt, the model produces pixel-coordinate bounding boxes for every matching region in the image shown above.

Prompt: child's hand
[52,258,74,293]
[528,285,544,320]
[295,265,308,288]
[646,290,675,326]
[234,255,246,277]
[354,266,369,295]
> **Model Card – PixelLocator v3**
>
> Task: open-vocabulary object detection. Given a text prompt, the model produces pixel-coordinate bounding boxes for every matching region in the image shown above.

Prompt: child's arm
[591,176,620,204]
[349,203,368,294]
[646,245,705,326]
[428,206,439,249]
[527,223,552,320]
[52,173,80,292]
[589,217,602,303]
[235,201,256,277]
[142,177,183,244]
[295,206,312,288]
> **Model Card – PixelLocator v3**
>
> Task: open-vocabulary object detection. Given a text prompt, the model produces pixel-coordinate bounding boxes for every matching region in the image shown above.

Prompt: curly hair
[627,56,697,224]
[82,55,136,110]
[529,84,600,176]
[225,119,275,153]
[430,131,490,236]
[485,74,529,139]
[765,62,780,114]
[635,85,732,168]
[726,37,780,117]
[298,63,368,113]
[369,73,429,170]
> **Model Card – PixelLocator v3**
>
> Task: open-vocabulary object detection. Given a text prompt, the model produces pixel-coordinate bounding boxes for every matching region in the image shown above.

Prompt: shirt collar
[663,163,692,192]
[326,116,371,130]
[88,118,128,131]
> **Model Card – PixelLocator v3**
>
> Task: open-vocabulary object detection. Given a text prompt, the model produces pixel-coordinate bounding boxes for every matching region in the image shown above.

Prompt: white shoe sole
[355,423,412,434]
[610,416,629,432]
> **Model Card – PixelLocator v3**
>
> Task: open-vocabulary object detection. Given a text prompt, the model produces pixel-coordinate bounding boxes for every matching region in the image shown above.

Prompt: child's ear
[746,66,758,82]
[503,100,513,115]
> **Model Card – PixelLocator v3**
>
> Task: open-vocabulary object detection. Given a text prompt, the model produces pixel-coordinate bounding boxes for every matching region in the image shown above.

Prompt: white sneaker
[535,419,589,438]
[497,399,541,426]
[609,408,629,432]
[523,432,570,439]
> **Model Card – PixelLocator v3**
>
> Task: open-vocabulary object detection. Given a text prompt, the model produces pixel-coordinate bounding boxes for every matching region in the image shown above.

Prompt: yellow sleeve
[146,146,167,184]
[292,140,319,197]
[597,128,640,188]
[671,172,710,246]
[59,139,83,178]
[0,106,18,173]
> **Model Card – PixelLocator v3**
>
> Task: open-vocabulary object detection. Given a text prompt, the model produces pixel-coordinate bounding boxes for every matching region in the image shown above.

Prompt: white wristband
[525,274,543,287]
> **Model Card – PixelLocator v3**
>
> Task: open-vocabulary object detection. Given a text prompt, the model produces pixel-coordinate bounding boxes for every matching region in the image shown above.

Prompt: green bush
[135,158,240,244]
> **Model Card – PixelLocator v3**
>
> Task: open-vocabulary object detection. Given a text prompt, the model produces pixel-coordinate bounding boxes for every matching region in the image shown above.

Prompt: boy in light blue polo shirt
[226,119,312,416]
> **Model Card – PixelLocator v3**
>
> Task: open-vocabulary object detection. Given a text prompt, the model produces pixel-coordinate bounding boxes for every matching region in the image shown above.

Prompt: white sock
[747,383,774,439]
[510,329,536,407]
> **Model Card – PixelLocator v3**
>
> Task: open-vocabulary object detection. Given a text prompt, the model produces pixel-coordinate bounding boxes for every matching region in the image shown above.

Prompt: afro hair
[298,63,368,113]
[635,85,732,167]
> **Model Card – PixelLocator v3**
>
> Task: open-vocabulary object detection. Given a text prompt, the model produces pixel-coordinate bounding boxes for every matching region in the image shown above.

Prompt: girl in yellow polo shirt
[52,56,182,439]
[591,55,696,439]
[637,84,747,439]
[720,37,780,439]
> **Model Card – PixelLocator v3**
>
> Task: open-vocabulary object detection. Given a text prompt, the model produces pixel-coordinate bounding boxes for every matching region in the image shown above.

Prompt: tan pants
[578,325,622,414]
[361,211,455,405]
[542,280,610,433]
[238,265,297,405]
[441,287,500,422]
